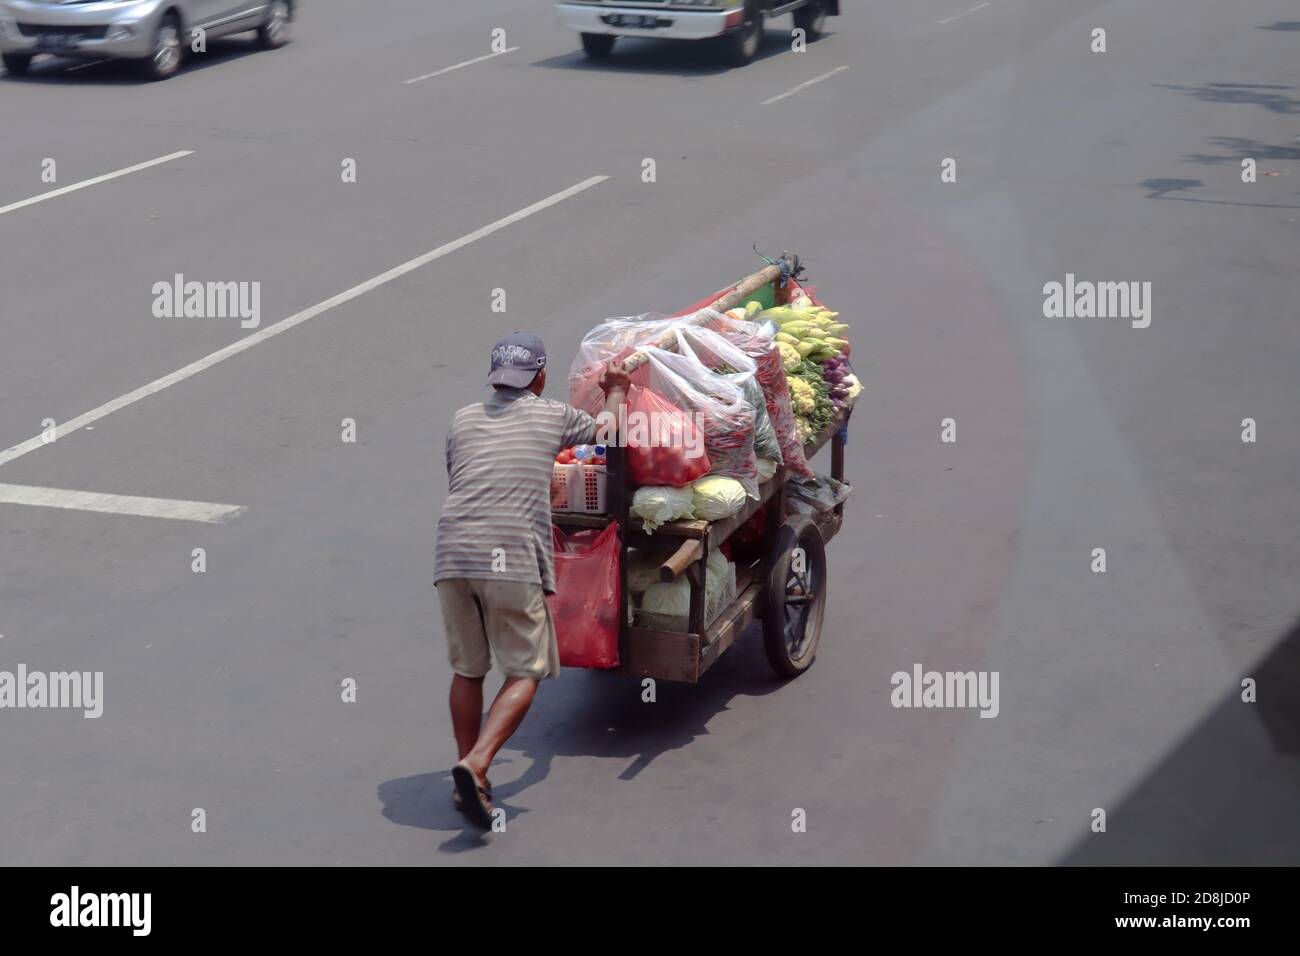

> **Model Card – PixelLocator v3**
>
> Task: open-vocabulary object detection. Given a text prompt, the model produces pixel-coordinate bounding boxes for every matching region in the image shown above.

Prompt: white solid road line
[939,2,991,25]
[403,47,521,85]
[0,150,193,217]
[761,65,850,106]
[0,175,609,469]
[0,483,244,523]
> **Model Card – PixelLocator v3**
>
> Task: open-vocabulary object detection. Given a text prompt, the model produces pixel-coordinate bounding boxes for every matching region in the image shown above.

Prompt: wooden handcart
[555,254,850,683]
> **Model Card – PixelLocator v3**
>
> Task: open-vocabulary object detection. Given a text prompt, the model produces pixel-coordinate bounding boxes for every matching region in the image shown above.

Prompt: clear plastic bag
[787,473,852,514]
[636,345,759,498]
[667,319,782,465]
[568,313,679,416]
[567,311,769,494]
[702,313,812,477]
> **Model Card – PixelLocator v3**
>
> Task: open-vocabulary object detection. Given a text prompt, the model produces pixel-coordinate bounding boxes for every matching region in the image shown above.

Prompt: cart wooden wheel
[762,515,827,677]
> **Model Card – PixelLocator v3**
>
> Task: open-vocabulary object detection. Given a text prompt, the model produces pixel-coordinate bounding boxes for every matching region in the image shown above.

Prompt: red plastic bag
[549,523,621,669]
[624,384,712,488]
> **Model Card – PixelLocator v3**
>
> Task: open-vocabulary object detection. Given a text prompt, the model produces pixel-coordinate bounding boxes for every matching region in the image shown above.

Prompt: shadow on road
[1059,617,1300,865]
[1184,135,1300,166]
[376,771,491,853]
[531,29,804,77]
[1259,21,1300,32]
[1,37,269,85]
[1155,82,1300,114]
[1139,177,1300,210]
[378,622,788,849]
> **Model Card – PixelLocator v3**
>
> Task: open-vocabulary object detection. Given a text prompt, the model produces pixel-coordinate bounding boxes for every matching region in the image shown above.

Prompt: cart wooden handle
[620,257,795,374]
[659,539,704,583]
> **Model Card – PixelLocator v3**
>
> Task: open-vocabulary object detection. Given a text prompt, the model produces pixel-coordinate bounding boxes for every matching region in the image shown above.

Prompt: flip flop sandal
[452,762,494,830]
[453,776,491,812]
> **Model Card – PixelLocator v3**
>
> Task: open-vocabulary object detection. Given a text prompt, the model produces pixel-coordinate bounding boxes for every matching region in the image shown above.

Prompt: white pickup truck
[555,0,840,66]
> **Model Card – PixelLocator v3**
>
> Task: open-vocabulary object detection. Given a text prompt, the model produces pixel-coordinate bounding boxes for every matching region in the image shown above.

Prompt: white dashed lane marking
[0,150,193,217]
[0,175,609,470]
[939,3,991,25]
[0,483,245,523]
[403,47,521,85]
[761,65,851,106]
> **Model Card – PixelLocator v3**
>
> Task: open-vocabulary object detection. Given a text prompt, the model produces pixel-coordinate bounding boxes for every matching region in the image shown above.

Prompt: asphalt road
[1,0,1297,865]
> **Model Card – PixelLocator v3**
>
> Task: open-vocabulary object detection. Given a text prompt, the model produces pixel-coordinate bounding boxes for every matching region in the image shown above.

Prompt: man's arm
[596,359,631,444]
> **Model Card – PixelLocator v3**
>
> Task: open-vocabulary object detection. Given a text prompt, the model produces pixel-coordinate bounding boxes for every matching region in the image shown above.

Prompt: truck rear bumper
[554,4,738,41]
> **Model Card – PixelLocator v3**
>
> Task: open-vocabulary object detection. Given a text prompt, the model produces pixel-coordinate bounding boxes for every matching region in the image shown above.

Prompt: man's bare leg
[449,674,485,761]
[461,676,539,784]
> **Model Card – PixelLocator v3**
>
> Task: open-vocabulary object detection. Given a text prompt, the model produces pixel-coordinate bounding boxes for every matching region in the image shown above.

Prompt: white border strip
[0,150,193,217]
[0,175,609,469]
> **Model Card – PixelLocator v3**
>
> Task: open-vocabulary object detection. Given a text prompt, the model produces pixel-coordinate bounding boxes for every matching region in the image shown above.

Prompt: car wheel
[258,0,292,50]
[793,0,828,41]
[723,3,762,66]
[580,33,615,59]
[139,13,182,80]
[2,53,32,76]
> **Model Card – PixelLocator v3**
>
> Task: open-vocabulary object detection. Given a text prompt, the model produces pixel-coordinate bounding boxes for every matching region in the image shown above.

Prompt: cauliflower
[788,377,816,416]
[795,418,815,445]
[777,341,801,371]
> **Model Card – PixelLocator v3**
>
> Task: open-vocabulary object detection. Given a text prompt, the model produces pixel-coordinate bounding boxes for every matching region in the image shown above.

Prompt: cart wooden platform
[554,255,852,683]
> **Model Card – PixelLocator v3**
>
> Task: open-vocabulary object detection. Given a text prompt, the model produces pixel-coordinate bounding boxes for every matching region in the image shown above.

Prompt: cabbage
[632,485,695,532]
[639,551,732,619]
[706,548,728,587]
[691,476,748,521]
[640,578,690,617]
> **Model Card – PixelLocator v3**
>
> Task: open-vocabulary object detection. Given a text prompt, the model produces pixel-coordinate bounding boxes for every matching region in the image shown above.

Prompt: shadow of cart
[376,620,787,847]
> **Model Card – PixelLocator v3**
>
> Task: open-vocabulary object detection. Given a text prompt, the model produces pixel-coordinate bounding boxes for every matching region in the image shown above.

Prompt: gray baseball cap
[487,332,547,388]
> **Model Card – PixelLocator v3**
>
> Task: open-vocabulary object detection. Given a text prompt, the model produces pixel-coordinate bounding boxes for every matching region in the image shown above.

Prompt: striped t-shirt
[435,387,597,594]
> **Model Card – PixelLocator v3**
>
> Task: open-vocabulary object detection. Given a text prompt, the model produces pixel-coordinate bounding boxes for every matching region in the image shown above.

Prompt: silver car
[0,0,293,80]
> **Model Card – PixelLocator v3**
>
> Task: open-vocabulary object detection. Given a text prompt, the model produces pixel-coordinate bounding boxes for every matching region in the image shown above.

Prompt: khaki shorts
[436,578,560,680]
